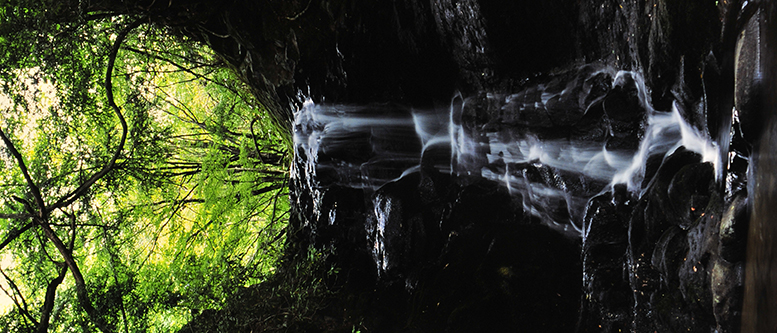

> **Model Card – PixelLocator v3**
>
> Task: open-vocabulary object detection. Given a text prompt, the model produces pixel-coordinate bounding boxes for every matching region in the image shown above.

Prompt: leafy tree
[0,1,291,332]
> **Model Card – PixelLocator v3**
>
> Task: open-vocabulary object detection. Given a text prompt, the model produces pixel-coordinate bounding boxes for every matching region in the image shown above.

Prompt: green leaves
[0,3,291,332]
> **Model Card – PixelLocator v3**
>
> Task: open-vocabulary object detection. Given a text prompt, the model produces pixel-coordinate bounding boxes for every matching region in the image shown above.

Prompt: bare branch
[12,195,35,215]
[49,222,119,229]
[251,183,285,197]
[147,198,205,208]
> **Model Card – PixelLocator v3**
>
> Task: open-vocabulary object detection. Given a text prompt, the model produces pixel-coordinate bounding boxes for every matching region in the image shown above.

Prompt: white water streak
[371,195,392,274]
[611,101,719,193]
[292,66,720,238]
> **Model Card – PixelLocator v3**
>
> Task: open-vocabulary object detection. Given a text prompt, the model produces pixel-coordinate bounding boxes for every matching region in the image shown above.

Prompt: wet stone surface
[181,0,754,331]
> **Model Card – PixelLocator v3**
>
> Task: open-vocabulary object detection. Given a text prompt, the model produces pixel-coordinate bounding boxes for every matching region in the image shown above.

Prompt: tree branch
[48,222,119,229]
[269,178,288,226]
[122,46,235,92]
[250,117,266,164]
[37,212,77,333]
[0,213,31,219]
[137,184,199,269]
[36,265,67,333]
[0,127,46,218]
[0,267,38,327]
[251,183,285,197]
[83,12,122,22]
[49,18,144,214]
[0,222,33,252]
[40,18,146,333]
[39,221,112,333]
[101,227,129,333]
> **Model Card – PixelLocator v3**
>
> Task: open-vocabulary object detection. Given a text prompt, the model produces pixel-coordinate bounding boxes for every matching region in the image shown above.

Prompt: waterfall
[278,0,753,330]
[292,64,719,242]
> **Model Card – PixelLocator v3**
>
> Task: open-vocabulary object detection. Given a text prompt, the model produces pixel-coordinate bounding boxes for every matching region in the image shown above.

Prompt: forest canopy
[0,1,294,332]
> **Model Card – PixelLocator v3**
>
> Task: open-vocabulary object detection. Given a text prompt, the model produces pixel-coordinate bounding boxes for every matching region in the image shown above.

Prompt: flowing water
[283,1,756,330]
[293,64,719,242]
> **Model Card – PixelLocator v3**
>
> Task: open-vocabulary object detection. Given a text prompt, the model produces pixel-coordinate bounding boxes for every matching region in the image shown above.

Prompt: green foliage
[0,2,292,332]
[179,246,349,333]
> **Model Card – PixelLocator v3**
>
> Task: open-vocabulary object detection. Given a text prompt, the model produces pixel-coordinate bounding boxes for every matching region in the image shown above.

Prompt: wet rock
[603,75,647,151]
[268,1,742,331]
[710,258,744,332]
[583,71,614,105]
[675,215,717,331]
[477,0,577,79]
[719,194,748,263]
[437,224,581,333]
[545,66,611,127]
[605,74,644,122]
[726,115,751,199]
[644,0,720,110]
[618,145,733,332]
[571,100,609,142]
[666,162,714,229]
[502,88,555,128]
[461,92,496,126]
[735,10,767,144]
[651,147,702,186]
[579,192,632,332]
[650,226,689,288]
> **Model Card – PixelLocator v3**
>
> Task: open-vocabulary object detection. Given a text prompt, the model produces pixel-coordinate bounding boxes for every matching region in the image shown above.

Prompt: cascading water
[279,1,756,331]
[289,56,746,330]
[293,64,719,241]
[153,0,764,330]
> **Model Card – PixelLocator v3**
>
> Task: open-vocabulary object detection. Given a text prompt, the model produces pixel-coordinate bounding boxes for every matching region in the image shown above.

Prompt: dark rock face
[172,0,763,331]
[291,164,584,331]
